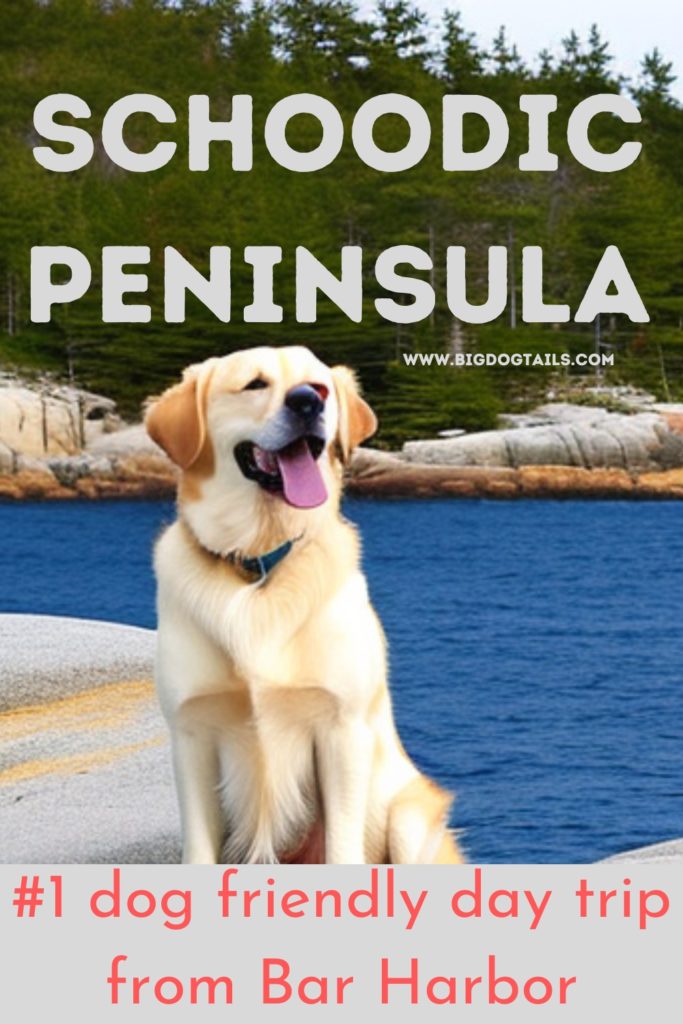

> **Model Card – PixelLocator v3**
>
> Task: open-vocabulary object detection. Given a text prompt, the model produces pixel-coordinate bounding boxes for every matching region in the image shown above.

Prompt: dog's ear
[145,359,217,469]
[331,365,377,463]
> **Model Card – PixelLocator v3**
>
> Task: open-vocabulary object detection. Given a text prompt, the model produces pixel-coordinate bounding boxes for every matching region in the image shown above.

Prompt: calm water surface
[1,498,682,863]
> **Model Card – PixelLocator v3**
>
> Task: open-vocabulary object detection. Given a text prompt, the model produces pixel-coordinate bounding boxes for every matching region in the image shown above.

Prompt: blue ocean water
[1,497,682,863]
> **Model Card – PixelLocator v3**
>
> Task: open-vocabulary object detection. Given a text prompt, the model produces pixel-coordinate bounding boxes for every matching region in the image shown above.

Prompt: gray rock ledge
[1,615,680,865]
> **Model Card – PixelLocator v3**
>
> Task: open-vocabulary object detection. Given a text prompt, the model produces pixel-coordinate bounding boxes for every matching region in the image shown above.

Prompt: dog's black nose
[285,384,325,422]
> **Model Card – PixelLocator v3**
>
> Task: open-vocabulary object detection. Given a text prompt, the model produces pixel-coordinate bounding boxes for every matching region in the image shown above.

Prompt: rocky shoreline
[349,451,683,500]
[0,454,176,501]
[2,378,683,501]
[2,450,683,502]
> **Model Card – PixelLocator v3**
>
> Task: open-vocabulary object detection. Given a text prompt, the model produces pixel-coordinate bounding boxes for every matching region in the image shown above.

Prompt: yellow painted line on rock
[0,735,165,786]
[0,679,156,741]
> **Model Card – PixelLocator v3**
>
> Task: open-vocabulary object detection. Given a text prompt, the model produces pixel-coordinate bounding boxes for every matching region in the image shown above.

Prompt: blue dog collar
[182,518,301,583]
[231,539,296,582]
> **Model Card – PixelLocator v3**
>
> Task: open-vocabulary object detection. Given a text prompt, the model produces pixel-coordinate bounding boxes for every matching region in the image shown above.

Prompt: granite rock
[402,405,682,473]
[0,378,120,459]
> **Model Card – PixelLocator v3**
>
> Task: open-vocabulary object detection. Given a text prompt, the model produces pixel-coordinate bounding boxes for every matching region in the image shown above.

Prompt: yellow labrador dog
[146,345,462,865]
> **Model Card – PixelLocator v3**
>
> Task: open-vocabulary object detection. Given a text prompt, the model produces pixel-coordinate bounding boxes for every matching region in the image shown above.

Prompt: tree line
[0,0,681,441]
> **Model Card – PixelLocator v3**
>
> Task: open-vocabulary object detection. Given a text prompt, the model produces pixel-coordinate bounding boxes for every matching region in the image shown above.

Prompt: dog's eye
[243,378,268,391]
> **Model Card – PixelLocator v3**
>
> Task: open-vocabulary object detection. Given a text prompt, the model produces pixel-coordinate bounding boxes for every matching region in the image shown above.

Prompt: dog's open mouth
[234,436,327,509]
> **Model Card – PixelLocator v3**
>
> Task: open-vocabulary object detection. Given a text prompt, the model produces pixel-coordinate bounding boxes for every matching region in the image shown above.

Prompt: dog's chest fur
[211,684,332,863]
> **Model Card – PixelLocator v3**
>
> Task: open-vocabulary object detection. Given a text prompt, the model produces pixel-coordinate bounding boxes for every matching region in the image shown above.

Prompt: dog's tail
[388,776,464,864]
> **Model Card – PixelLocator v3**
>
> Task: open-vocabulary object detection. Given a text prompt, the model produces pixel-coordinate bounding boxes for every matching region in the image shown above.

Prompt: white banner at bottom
[0,864,679,1021]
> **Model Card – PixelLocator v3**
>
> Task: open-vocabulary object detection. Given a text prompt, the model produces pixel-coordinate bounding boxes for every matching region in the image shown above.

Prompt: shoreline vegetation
[1,2,682,436]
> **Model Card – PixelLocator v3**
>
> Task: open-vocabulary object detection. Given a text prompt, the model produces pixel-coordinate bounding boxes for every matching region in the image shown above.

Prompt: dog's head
[145,346,376,554]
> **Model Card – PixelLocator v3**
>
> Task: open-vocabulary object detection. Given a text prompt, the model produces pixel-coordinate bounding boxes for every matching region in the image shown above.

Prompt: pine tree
[490,25,525,77]
[441,9,483,89]
[582,24,615,88]
[275,0,371,77]
[372,1,431,64]
[559,29,582,80]
[537,48,554,80]
[635,48,676,102]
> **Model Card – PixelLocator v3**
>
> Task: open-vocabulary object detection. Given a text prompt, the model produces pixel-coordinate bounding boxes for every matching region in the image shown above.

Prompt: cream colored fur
[146,345,463,864]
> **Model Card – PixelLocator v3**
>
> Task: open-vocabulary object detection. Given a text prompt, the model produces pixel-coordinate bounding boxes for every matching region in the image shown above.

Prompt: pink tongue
[275,439,327,509]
